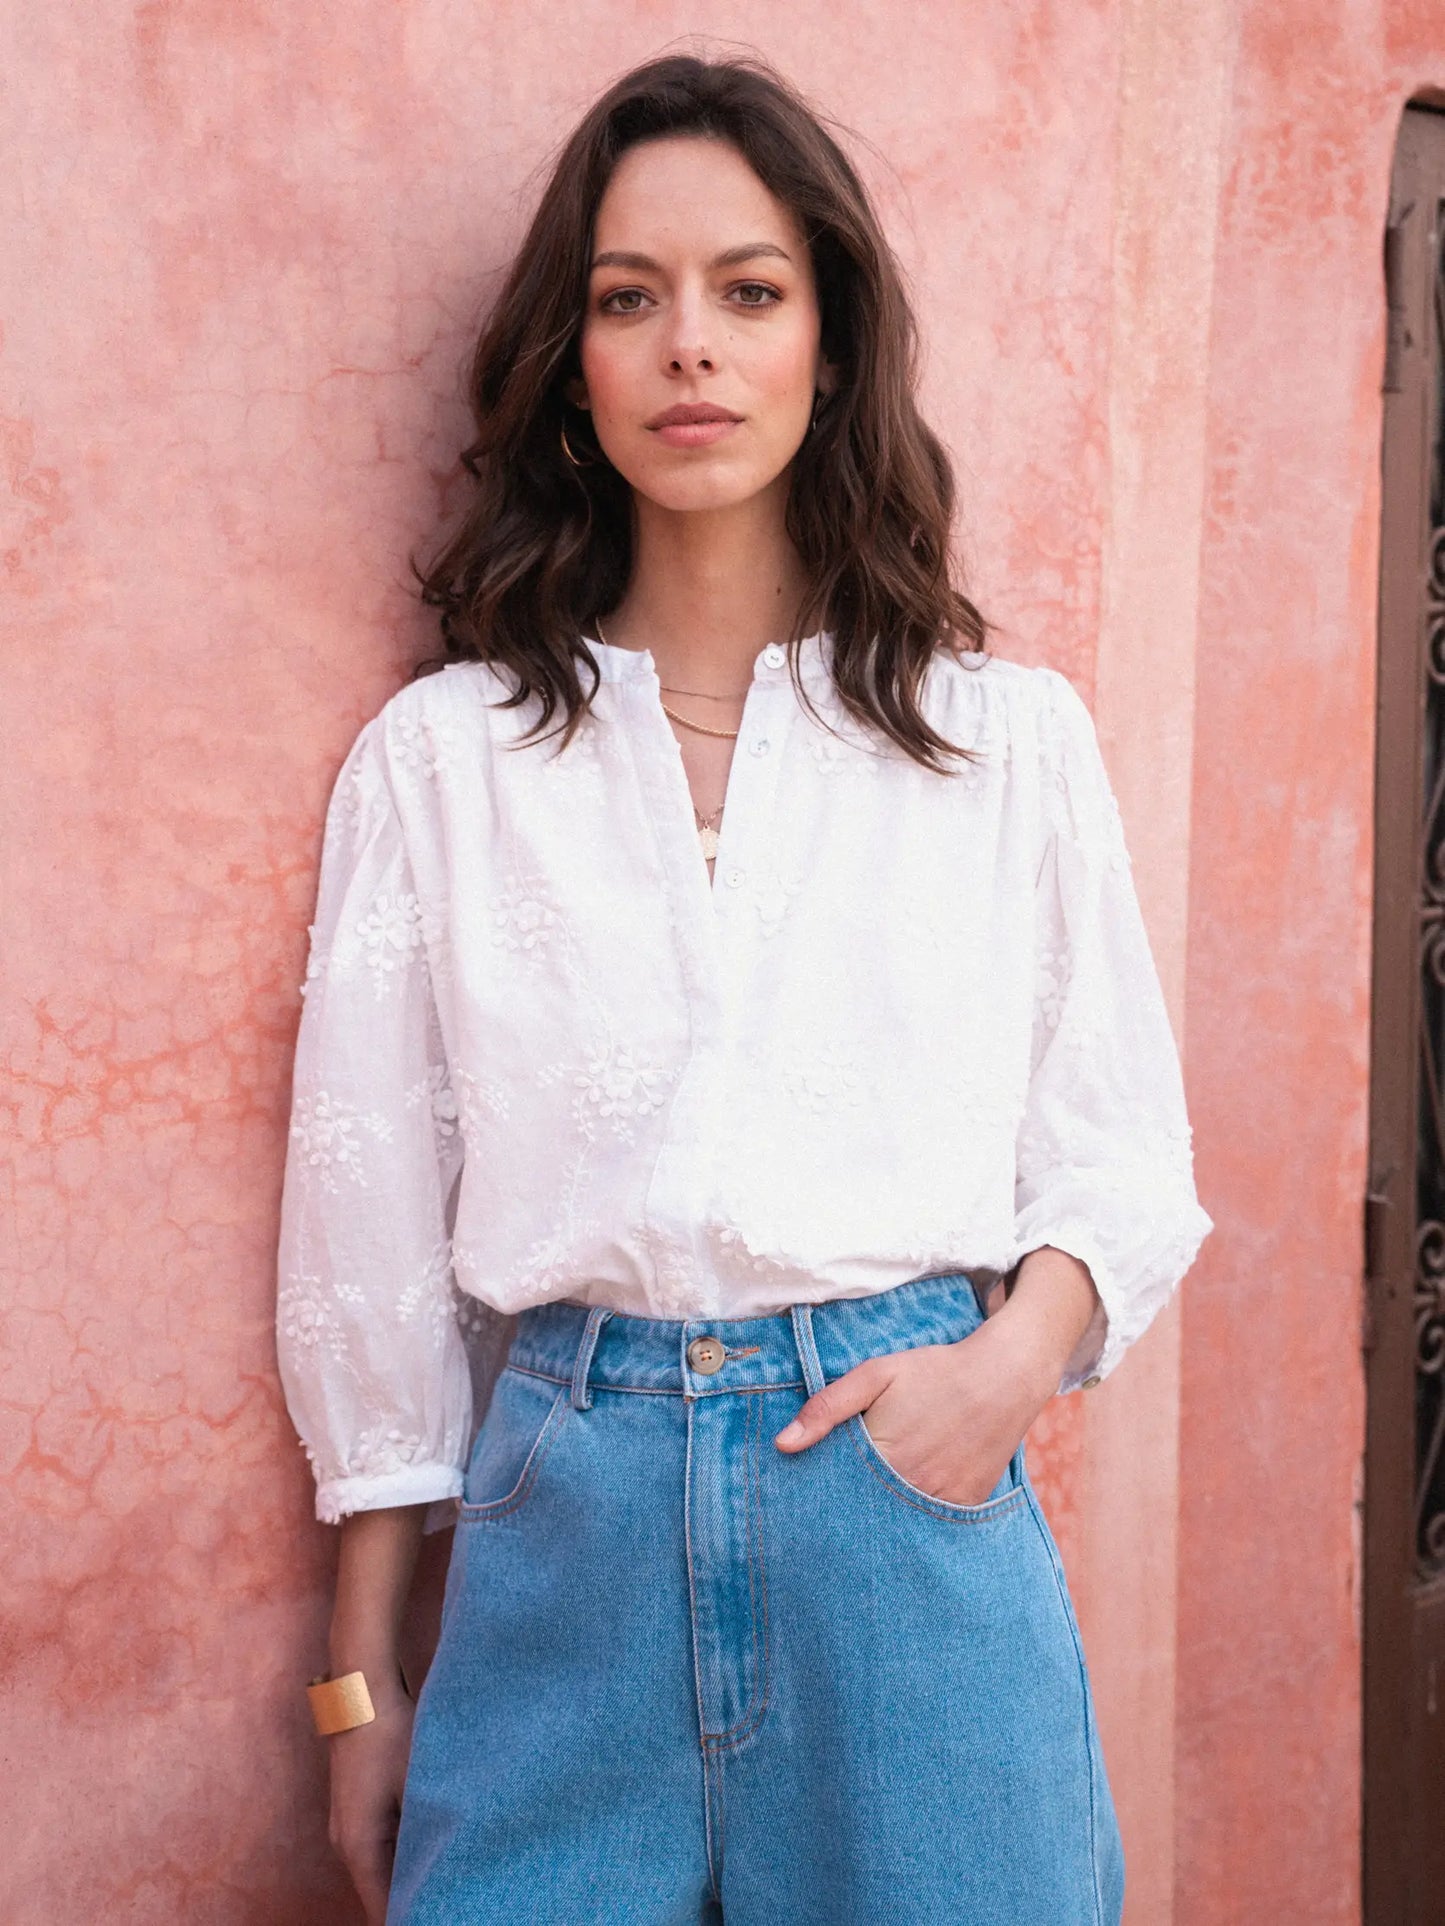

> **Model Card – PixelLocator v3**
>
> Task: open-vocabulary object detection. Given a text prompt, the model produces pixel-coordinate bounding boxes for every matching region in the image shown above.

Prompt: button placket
[709,673,780,910]
[702,669,774,909]
[711,683,798,1019]
[627,677,727,1310]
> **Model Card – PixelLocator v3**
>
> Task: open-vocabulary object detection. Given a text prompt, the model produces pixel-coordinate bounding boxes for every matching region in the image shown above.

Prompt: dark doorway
[1365,99,1445,1926]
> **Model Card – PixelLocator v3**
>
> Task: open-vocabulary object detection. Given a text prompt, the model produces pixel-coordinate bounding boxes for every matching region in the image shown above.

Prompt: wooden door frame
[1364,97,1445,1926]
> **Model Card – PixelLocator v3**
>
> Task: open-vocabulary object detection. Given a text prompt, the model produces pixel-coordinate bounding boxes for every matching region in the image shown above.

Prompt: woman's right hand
[327,1680,416,1925]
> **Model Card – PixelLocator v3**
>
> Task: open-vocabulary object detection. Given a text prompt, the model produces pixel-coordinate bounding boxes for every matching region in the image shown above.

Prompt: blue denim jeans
[386,1271,1124,1924]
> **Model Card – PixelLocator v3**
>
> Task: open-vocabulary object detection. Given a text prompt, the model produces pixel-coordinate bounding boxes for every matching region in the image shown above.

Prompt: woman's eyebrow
[589,242,793,272]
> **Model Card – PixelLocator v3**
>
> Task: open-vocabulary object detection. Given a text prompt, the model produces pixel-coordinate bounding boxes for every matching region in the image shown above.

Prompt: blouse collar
[582,629,835,688]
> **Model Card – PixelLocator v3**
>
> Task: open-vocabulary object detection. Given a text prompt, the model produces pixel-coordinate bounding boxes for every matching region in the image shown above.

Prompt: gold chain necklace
[658,701,739,740]
[593,620,735,855]
[659,682,749,700]
[593,619,742,739]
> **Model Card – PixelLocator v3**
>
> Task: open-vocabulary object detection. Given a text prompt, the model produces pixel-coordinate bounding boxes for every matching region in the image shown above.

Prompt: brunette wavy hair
[413,52,990,771]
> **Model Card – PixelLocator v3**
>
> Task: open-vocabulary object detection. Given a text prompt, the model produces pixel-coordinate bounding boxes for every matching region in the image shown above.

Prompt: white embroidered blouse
[275,631,1212,1524]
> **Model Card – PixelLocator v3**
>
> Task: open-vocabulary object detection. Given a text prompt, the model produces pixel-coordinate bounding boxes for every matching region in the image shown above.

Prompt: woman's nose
[663,293,716,374]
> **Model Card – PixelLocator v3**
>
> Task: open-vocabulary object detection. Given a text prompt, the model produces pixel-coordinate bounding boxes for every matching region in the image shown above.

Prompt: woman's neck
[602,481,812,693]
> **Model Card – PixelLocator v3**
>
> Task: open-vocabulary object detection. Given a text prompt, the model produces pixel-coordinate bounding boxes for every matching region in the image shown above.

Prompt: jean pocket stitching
[845,1413,1027,1523]
[458,1384,570,1522]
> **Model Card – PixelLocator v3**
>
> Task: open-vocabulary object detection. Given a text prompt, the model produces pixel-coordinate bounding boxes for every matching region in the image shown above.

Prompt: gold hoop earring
[560,421,595,468]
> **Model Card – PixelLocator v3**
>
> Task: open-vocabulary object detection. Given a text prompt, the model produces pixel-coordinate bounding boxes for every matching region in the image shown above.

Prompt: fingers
[774,1356,890,1451]
[331,1785,400,1922]
[337,1838,393,1924]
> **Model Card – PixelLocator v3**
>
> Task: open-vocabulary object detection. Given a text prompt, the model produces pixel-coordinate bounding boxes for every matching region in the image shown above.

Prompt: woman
[277,52,1211,1926]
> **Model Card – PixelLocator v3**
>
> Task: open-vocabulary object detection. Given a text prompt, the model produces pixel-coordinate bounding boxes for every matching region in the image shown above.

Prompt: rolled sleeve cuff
[314,1462,465,1526]
[1008,1220,1120,1396]
[1008,1195,1214,1395]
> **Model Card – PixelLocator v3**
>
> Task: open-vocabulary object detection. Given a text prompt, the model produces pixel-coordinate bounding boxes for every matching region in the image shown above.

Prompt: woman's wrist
[326,1631,405,1680]
[990,1247,1101,1395]
[327,1503,429,1706]
[324,1644,411,1711]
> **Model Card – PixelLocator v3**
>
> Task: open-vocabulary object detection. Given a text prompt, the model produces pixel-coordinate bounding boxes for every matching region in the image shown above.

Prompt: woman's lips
[650,417,741,449]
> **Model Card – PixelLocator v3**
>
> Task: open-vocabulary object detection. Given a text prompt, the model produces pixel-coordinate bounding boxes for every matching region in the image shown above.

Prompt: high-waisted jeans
[385,1270,1125,1924]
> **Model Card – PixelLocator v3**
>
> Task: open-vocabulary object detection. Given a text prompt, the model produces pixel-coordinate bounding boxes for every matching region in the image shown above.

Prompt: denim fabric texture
[385,1270,1125,1925]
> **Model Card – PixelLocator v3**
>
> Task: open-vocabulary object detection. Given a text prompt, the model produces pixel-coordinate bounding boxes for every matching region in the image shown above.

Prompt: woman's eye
[732,282,781,307]
[600,288,649,314]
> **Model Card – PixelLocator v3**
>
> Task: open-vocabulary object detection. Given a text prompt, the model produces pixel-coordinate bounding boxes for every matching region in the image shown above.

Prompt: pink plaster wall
[1176,12,1441,1922]
[2,0,1436,1918]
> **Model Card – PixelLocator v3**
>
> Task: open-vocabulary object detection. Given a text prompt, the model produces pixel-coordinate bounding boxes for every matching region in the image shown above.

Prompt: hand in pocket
[773,1312,1057,1508]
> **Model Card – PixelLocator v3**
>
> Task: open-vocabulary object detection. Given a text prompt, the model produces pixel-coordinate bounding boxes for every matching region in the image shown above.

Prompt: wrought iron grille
[1417,195,1445,1576]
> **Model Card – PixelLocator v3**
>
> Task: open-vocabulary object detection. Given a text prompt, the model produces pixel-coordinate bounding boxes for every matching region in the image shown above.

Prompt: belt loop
[789,1302,827,1398]
[570,1306,613,1411]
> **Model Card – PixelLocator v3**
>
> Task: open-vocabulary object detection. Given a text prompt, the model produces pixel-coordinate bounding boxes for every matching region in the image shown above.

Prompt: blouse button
[725,868,745,889]
[762,643,786,668]
[1082,1374,1103,1390]
[750,737,770,757]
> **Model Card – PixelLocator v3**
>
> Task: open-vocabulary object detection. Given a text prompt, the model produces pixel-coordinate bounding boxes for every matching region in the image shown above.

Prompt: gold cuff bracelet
[306,1670,376,1737]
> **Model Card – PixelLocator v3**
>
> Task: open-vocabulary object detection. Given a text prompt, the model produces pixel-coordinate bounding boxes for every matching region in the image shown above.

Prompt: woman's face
[574,135,835,515]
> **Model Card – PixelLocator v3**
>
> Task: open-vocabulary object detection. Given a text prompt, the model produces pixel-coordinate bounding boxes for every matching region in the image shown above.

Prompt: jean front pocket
[847,1411,1029,1524]
[459,1366,571,1523]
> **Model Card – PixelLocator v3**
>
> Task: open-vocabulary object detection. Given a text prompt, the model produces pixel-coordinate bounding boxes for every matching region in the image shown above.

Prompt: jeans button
[687,1335,726,1374]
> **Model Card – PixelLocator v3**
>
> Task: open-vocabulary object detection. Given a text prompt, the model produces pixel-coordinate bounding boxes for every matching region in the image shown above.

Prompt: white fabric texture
[275,632,1213,1523]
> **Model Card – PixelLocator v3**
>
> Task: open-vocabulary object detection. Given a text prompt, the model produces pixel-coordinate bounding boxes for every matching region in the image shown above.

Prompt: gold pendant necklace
[694,804,724,860]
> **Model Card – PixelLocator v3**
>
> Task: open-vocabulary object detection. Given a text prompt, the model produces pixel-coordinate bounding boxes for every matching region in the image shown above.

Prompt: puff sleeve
[1012,668,1213,1392]
[275,717,471,1523]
